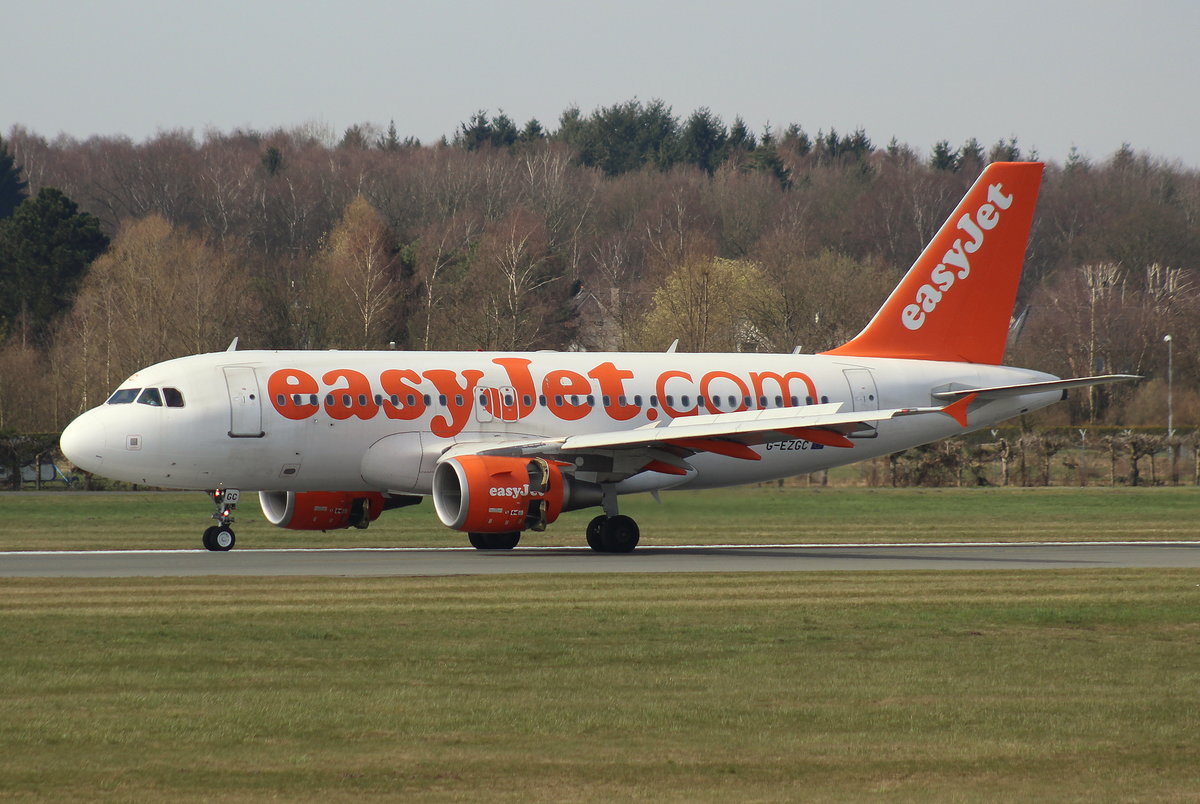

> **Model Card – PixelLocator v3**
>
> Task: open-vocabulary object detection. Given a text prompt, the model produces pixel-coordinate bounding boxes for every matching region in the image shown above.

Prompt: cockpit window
[163,387,185,408]
[107,388,140,405]
[136,388,163,406]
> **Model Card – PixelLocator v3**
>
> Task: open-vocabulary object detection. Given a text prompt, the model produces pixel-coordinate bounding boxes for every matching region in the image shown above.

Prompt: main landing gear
[466,480,641,552]
[585,514,640,553]
[203,488,239,551]
[468,517,640,552]
[584,484,639,553]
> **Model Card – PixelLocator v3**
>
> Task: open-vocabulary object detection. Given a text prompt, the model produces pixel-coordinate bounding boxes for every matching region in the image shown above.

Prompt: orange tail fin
[824,161,1044,365]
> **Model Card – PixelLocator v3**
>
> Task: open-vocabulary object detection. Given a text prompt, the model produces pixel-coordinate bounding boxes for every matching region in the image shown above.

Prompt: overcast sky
[6,0,1199,167]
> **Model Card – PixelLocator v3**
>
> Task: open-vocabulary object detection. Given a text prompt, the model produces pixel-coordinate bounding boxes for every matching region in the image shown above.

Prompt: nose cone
[60,412,106,474]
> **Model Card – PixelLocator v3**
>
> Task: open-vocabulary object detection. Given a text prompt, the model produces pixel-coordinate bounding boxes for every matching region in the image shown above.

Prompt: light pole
[1164,334,1173,437]
[1165,334,1177,485]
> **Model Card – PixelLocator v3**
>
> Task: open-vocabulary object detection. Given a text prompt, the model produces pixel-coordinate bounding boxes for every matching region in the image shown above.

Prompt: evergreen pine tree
[0,136,28,219]
[0,188,108,344]
[930,140,959,171]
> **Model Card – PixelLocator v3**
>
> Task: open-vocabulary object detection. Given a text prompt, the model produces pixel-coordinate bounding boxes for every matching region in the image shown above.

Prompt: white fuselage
[60,349,1061,495]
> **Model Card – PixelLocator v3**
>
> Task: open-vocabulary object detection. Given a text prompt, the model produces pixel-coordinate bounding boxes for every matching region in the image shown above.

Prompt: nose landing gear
[203,489,239,551]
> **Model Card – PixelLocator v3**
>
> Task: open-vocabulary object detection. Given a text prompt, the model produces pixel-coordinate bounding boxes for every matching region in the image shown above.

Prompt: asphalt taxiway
[1,542,1198,578]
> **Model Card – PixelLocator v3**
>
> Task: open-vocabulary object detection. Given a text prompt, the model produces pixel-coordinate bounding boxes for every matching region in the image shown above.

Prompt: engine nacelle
[258,490,385,530]
[432,455,602,534]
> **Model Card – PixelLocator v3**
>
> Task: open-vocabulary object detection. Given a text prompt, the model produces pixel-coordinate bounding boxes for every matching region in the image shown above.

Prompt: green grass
[1,571,1198,801]
[1,485,1198,551]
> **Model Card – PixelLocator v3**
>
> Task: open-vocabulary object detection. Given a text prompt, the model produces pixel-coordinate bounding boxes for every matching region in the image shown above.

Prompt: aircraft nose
[60,413,106,473]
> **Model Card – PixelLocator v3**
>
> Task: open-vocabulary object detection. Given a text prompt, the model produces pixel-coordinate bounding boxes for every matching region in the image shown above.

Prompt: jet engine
[432,455,602,533]
[258,490,386,530]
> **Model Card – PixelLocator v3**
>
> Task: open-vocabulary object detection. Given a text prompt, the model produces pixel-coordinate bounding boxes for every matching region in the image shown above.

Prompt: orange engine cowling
[433,455,600,533]
[258,490,385,530]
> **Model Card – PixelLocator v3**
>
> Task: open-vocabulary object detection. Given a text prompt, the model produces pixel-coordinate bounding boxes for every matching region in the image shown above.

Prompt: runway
[2,542,1199,577]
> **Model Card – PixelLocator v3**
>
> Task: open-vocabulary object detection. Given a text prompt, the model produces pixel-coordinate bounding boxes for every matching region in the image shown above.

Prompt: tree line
[1,100,1198,435]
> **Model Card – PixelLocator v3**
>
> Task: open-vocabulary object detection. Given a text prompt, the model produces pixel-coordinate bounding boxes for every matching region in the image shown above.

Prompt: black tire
[591,515,640,553]
[603,515,640,553]
[202,526,218,551]
[468,532,520,550]
[585,515,607,551]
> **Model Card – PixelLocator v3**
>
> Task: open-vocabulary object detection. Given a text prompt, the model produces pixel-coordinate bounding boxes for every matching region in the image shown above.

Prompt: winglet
[940,393,977,427]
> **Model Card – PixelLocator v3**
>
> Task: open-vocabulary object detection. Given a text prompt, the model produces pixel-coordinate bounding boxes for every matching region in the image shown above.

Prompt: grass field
[1,485,1198,551]
[1,571,1198,801]
[2,488,1197,800]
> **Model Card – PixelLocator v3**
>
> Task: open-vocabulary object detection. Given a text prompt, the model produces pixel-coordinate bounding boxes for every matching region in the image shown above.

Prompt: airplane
[59,161,1135,552]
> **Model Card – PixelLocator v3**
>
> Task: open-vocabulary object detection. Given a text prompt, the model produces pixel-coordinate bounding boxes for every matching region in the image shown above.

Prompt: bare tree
[53,215,258,419]
[316,197,402,349]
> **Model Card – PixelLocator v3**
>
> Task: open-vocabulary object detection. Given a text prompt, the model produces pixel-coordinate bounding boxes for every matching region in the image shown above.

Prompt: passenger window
[107,388,140,405]
[163,387,185,407]
[137,388,163,406]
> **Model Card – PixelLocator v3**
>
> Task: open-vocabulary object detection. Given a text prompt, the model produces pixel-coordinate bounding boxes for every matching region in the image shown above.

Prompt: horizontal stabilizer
[932,374,1140,401]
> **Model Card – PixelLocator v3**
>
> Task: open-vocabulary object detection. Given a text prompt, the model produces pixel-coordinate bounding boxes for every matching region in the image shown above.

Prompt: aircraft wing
[439,399,971,471]
[558,402,948,452]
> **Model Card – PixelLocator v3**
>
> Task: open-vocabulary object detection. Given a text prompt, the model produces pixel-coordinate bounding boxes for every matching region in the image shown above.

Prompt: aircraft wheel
[585,515,607,550]
[589,515,639,553]
[468,532,520,550]
[601,515,639,553]
[203,525,235,552]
